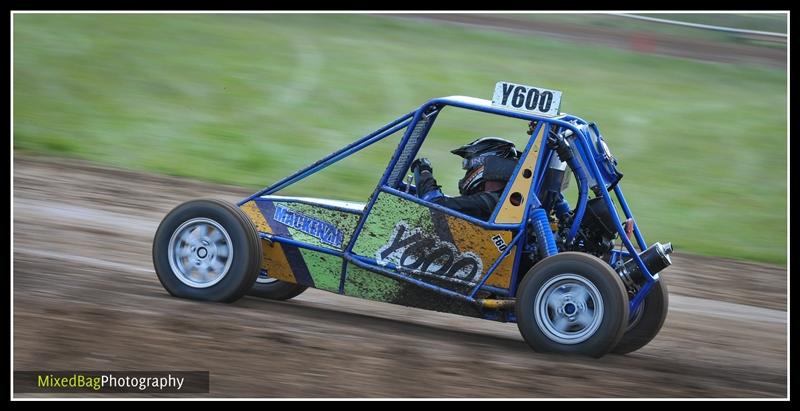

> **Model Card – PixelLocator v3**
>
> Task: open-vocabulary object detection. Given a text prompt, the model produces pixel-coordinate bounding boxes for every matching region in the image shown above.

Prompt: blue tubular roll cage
[240,96,659,317]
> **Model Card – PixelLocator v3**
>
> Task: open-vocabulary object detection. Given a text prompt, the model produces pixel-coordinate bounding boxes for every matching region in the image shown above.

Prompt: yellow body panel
[260,241,298,284]
[494,125,544,224]
[240,201,272,234]
[445,215,515,289]
[240,201,297,283]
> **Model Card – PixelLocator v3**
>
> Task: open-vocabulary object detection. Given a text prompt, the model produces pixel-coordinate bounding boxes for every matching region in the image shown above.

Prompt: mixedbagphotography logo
[14,371,210,393]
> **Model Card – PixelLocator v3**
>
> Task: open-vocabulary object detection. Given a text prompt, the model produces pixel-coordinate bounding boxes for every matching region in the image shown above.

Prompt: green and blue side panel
[347,192,517,317]
[240,198,359,293]
[240,192,518,319]
[351,192,516,290]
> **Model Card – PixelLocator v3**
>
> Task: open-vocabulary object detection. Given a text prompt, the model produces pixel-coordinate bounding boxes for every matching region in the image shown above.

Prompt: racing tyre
[612,279,669,354]
[153,199,262,303]
[248,273,308,300]
[516,252,629,358]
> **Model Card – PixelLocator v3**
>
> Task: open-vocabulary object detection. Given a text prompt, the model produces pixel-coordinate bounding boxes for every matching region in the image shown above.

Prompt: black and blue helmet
[451,137,519,195]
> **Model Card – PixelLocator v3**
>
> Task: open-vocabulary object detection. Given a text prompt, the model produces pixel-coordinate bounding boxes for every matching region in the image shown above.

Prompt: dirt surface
[389,14,786,69]
[12,155,788,398]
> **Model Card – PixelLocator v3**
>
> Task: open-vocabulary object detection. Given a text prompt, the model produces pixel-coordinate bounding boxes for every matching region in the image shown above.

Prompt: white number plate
[491,81,562,117]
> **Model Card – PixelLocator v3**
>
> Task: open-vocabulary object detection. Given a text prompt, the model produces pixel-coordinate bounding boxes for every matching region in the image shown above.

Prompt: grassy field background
[13,14,787,264]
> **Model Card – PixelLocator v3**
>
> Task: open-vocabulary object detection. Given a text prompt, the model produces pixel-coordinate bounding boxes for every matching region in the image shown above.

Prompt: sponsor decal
[273,205,344,248]
[491,235,508,252]
[376,222,484,283]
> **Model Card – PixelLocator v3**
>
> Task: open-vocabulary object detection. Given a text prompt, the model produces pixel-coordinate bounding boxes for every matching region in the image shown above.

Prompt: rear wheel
[516,252,629,357]
[613,279,669,354]
[152,199,262,302]
[248,272,308,300]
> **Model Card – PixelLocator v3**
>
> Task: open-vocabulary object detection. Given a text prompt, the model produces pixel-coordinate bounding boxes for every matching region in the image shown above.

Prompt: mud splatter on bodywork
[241,199,359,290]
[240,191,519,318]
[352,192,516,291]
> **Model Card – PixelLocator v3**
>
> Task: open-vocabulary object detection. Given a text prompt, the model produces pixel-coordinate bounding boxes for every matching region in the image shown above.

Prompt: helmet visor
[462,154,489,170]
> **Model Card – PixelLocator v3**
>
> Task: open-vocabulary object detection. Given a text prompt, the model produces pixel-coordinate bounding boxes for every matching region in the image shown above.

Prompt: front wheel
[515,252,629,358]
[152,199,262,303]
[612,279,669,354]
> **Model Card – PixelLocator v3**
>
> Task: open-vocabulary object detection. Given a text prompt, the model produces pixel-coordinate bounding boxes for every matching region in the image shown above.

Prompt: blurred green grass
[13,14,787,264]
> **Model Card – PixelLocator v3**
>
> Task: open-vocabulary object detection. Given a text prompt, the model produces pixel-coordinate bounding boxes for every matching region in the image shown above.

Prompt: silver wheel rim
[168,218,233,288]
[626,300,645,332]
[534,274,604,344]
[256,271,278,284]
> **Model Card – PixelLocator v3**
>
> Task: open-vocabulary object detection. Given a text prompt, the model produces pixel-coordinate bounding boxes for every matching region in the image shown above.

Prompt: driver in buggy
[410,137,520,221]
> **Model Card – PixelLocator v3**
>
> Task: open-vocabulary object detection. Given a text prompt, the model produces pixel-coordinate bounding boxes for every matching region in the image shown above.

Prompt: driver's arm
[412,159,498,220]
[431,192,499,221]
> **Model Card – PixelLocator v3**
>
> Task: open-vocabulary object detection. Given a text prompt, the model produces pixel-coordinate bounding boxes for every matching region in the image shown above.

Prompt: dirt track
[12,155,788,398]
[390,14,786,69]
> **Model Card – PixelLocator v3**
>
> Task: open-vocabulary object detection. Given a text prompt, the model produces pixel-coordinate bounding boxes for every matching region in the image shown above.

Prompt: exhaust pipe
[618,242,673,287]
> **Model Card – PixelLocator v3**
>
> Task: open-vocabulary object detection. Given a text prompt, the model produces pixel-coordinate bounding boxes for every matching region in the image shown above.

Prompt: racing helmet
[451,137,519,196]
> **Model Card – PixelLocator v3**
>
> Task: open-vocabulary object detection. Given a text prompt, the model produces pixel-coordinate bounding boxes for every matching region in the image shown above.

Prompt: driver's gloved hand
[411,158,443,202]
[410,158,433,174]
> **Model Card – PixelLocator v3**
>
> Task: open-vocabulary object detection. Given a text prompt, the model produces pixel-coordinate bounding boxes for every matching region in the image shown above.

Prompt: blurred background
[12,12,788,398]
[13,13,787,265]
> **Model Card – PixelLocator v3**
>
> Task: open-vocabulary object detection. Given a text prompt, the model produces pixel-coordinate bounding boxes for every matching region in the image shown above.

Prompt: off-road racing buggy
[153,81,673,357]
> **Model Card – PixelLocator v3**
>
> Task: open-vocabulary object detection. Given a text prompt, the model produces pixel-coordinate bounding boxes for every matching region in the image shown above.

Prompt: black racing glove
[410,157,432,174]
